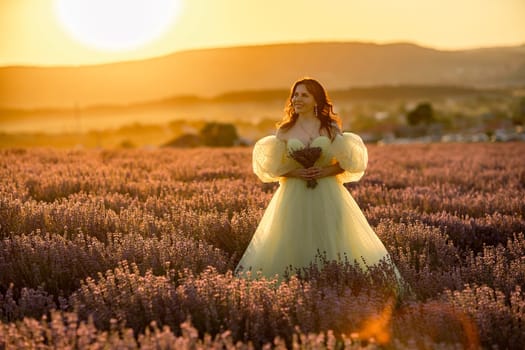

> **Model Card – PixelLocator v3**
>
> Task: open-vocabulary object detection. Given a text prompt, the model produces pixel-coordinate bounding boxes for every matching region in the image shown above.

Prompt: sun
[54,0,181,51]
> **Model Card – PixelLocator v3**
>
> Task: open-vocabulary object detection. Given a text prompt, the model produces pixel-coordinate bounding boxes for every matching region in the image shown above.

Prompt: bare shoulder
[275,128,289,141]
[329,121,342,138]
[331,121,342,132]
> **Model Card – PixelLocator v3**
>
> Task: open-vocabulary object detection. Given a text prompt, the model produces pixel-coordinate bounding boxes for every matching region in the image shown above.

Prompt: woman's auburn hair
[277,78,342,140]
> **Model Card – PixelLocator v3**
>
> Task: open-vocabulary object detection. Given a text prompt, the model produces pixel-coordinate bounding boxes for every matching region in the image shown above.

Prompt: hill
[1,42,524,109]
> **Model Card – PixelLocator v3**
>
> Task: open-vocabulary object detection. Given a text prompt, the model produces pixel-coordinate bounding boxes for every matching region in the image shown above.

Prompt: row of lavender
[1,143,524,348]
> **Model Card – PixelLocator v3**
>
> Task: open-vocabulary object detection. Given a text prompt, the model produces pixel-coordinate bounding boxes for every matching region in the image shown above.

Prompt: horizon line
[1,39,524,69]
[0,84,514,112]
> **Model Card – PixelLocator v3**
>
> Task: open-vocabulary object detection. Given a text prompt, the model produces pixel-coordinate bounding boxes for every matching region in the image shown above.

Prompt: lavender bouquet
[289,146,322,188]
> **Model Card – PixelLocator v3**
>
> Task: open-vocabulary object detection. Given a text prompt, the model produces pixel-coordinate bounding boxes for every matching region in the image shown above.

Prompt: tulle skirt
[236,176,394,278]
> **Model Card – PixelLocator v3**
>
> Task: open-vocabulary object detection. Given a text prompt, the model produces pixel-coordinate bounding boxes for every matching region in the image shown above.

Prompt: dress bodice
[286,135,334,168]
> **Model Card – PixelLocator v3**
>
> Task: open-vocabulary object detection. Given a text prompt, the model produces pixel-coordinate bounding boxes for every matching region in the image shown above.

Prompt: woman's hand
[283,168,317,180]
[302,167,323,180]
[283,163,344,180]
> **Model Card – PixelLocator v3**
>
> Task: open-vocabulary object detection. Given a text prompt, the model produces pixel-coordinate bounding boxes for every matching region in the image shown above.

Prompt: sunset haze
[1,0,524,66]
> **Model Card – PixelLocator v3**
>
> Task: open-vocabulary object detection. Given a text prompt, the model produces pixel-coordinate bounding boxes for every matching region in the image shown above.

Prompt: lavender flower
[289,146,322,188]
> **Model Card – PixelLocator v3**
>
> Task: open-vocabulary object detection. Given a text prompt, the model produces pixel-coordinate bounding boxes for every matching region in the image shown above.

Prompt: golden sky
[1,0,524,66]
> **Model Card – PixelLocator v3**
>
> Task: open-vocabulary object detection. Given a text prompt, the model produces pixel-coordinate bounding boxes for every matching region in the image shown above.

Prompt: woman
[236,78,397,281]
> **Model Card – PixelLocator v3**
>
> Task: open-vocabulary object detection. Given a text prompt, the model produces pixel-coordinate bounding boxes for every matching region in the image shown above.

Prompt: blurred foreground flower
[354,297,395,345]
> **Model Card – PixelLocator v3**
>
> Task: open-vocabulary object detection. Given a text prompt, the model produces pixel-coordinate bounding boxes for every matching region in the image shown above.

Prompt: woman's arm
[311,163,344,179]
[281,168,312,180]
[281,163,344,180]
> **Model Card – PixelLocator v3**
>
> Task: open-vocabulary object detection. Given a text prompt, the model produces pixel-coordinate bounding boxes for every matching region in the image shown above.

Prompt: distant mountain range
[1,41,524,109]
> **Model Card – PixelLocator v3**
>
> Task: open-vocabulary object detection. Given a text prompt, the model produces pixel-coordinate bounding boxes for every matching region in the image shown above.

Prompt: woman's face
[292,84,316,115]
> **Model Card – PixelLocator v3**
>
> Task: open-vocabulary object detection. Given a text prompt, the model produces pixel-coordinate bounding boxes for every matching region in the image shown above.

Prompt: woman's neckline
[279,135,330,147]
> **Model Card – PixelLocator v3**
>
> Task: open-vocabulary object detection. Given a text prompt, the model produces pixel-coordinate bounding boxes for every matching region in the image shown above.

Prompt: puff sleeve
[252,136,297,183]
[331,132,368,183]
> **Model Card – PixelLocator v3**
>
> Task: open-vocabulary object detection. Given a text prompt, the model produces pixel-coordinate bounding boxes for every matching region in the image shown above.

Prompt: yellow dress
[236,133,395,279]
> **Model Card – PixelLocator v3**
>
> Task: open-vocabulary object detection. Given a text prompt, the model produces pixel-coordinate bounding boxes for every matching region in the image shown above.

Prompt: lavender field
[1,143,524,349]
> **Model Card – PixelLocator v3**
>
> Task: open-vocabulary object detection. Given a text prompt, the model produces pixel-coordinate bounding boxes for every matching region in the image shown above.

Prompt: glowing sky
[1,0,524,66]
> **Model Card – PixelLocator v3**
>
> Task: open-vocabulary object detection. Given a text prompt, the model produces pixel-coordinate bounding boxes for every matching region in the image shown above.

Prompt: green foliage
[512,96,525,125]
[163,133,202,148]
[406,102,435,126]
[199,122,239,147]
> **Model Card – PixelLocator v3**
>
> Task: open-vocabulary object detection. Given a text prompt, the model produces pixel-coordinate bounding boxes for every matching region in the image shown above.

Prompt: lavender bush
[1,142,524,348]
